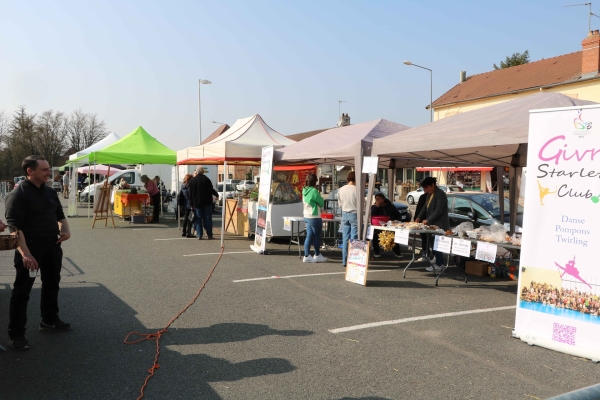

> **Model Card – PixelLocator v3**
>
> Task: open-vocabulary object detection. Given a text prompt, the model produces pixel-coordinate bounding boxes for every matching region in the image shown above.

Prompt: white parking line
[233,269,392,283]
[184,251,255,257]
[154,238,189,241]
[329,305,516,334]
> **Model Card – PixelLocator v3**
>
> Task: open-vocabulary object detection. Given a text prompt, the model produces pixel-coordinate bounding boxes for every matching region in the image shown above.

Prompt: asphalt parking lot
[0,199,598,400]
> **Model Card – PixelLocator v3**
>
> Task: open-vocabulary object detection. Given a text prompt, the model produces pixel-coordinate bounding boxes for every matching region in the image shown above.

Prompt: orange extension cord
[124,246,225,399]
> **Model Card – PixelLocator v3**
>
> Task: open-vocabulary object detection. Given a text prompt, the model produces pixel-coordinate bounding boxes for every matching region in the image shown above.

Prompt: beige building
[432,30,600,120]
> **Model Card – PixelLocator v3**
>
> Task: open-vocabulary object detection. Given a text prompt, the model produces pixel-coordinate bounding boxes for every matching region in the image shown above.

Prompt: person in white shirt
[62,171,69,199]
[336,171,358,267]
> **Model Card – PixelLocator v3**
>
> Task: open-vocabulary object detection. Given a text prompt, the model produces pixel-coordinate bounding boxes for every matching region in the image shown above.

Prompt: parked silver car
[406,185,465,205]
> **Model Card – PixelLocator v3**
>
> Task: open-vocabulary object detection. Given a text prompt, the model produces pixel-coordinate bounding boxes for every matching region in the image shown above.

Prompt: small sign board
[394,229,409,245]
[451,238,471,257]
[366,225,374,240]
[433,235,451,253]
[475,241,497,263]
[362,156,379,174]
[283,218,291,232]
[345,239,369,286]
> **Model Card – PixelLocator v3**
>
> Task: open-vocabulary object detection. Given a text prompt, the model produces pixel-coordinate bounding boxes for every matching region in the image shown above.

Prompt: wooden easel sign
[91,167,115,228]
[345,239,369,286]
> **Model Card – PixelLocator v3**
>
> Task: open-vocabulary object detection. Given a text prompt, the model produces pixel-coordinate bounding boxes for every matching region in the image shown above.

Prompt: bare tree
[84,113,108,148]
[36,110,68,166]
[65,109,108,152]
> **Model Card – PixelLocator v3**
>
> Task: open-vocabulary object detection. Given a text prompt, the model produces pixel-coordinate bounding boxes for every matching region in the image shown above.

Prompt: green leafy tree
[493,50,530,70]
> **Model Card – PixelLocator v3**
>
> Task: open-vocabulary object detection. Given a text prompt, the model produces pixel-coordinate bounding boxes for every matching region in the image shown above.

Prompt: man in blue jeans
[188,167,219,240]
[336,172,358,267]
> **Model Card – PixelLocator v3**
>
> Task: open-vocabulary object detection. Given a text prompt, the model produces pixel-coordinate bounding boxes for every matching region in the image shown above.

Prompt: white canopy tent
[66,132,121,217]
[68,132,120,161]
[274,118,411,239]
[371,93,598,232]
[177,114,296,165]
[177,114,296,246]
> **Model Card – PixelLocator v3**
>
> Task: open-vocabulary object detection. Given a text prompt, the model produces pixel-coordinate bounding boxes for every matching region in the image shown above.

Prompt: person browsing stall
[141,175,160,224]
[414,192,432,263]
[62,171,69,199]
[188,166,219,240]
[179,174,194,238]
[415,177,450,272]
[371,192,403,259]
[5,156,73,351]
[336,171,358,267]
[302,174,327,263]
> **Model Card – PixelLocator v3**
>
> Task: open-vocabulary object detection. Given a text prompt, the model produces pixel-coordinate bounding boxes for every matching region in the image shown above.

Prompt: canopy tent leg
[86,157,91,219]
[508,166,521,234]
[221,161,227,248]
[176,165,180,231]
[497,167,505,224]
[356,151,364,240]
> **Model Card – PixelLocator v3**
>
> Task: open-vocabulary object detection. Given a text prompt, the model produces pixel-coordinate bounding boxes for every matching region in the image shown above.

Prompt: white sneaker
[302,255,316,263]
[417,256,429,262]
[426,264,442,272]
[314,254,328,263]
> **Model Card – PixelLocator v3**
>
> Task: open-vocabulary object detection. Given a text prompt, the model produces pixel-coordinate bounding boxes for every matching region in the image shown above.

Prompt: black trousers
[152,193,160,223]
[9,240,63,338]
[182,208,192,234]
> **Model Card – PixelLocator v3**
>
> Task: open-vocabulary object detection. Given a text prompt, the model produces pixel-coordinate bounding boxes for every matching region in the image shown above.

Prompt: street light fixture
[198,79,212,145]
[403,61,432,122]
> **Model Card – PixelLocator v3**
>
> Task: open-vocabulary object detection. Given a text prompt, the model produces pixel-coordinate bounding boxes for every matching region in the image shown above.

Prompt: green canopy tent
[68,126,176,220]
[70,126,176,165]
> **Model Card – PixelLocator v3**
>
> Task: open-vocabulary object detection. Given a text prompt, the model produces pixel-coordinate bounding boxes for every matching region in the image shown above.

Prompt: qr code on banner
[552,322,577,346]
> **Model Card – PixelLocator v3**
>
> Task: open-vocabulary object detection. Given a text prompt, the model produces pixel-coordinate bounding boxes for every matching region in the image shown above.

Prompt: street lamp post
[403,61,432,122]
[198,79,212,145]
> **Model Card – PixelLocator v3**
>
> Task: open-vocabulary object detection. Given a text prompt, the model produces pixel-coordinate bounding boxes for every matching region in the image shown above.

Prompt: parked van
[79,169,143,202]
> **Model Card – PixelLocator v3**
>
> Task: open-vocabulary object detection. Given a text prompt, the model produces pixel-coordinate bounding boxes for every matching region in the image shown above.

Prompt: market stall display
[113,190,150,219]
[249,181,303,239]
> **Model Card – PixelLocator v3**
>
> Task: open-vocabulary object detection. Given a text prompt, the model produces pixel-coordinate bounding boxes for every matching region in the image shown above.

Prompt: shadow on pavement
[0,283,299,399]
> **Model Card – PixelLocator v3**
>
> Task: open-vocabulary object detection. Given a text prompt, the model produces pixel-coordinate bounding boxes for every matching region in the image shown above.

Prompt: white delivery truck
[79,169,143,203]
[135,164,172,194]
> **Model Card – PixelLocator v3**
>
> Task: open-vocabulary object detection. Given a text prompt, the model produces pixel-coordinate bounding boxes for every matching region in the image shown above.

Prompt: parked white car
[405,185,465,205]
[216,183,237,206]
[236,180,256,191]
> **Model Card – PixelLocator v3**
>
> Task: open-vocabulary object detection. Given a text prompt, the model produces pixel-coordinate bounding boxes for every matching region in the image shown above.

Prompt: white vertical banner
[251,146,274,254]
[514,104,600,362]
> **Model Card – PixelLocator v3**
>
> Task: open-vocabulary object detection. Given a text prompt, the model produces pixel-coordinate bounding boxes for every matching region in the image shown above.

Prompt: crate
[465,260,489,276]
[132,215,146,224]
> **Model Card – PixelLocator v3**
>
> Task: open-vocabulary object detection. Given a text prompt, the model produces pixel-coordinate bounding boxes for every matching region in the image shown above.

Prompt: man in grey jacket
[415,177,450,272]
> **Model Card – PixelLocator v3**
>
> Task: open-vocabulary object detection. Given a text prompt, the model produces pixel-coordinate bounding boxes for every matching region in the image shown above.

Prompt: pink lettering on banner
[538,135,600,165]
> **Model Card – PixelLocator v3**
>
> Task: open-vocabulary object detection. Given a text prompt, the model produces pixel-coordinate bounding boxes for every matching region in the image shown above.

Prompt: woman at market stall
[302,174,327,263]
[179,174,194,237]
[415,177,450,272]
[141,175,160,224]
[371,192,403,259]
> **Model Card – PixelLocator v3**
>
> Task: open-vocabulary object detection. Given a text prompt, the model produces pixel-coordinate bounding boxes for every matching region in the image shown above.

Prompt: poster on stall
[251,146,274,254]
[273,165,317,199]
[345,239,369,286]
[514,104,600,362]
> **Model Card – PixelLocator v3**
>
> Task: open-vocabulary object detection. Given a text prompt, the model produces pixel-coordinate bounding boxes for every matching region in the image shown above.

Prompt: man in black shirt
[188,166,218,240]
[5,156,72,350]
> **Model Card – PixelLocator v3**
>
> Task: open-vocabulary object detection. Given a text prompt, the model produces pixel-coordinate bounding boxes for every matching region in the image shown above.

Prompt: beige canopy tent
[177,114,296,246]
[274,118,411,239]
[371,92,598,232]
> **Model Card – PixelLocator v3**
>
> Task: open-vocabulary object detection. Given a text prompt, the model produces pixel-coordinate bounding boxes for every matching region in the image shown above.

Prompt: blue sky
[0,0,596,151]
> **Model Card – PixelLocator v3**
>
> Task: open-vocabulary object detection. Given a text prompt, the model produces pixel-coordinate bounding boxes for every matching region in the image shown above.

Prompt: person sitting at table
[371,192,402,259]
[414,177,450,272]
[117,177,130,189]
[302,174,328,263]
[141,175,160,224]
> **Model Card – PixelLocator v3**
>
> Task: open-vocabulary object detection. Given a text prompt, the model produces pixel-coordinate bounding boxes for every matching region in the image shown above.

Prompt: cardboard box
[132,215,146,224]
[465,260,489,276]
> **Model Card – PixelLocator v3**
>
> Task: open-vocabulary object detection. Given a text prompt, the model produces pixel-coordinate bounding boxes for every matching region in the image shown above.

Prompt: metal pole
[221,161,227,248]
[430,69,433,122]
[176,165,180,231]
[198,80,202,145]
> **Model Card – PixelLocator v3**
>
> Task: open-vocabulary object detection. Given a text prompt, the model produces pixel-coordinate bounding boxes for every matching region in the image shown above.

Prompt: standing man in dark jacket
[415,177,450,272]
[371,193,402,258]
[188,166,219,240]
[414,193,431,263]
[5,156,72,351]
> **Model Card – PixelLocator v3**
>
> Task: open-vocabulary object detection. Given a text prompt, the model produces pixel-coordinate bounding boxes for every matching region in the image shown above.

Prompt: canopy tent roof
[274,118,411,167]
[178,114,296,165]
[68,132,120,161]
[70,126,176,165]
[77,164,125,176]
[371,93,597,168]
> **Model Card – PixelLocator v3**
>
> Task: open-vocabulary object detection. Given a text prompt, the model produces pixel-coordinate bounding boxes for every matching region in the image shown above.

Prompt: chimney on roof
[459,71,466,83]
[581,30,600,78]
[337,113,350,127]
